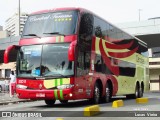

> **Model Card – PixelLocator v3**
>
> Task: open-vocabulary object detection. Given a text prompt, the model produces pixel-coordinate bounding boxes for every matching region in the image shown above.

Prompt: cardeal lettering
[29,13,72,22]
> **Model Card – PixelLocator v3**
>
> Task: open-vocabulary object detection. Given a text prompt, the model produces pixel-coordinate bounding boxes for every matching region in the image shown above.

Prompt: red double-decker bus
[4,8,149,106]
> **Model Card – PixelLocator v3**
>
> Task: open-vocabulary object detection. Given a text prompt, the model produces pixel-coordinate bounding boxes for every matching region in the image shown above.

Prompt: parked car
[0,80,9,92]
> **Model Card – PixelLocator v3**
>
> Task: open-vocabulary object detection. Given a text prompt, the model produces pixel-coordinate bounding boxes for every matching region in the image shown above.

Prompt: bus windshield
[22,11,78,38]
[17,43,74,78]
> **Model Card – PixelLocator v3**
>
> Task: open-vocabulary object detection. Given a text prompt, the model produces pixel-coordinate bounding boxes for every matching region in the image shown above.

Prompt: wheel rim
[135,86,139,98]
[105,87,110,102]
[139,87,143,97]
[95,86,100,103]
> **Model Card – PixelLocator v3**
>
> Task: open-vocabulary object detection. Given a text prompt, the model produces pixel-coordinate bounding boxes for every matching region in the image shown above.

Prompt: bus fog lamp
[69,93,73,97]
[16,84,28,89]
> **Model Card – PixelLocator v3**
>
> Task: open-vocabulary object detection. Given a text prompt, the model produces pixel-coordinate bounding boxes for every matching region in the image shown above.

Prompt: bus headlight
[57,84,74,89]
[16,84,28,89]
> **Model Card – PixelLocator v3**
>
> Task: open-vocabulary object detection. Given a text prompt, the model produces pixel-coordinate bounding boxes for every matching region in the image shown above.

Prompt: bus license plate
[36,93,45,97]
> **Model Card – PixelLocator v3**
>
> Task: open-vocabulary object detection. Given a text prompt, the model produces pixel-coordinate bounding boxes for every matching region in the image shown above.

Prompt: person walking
[9,71,16,97]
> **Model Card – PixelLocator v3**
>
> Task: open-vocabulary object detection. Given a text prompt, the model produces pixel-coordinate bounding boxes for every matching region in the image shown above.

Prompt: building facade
[0,31,10,39]
[5,12,28,36]
[0,25,10,39]
[0,25,2,30]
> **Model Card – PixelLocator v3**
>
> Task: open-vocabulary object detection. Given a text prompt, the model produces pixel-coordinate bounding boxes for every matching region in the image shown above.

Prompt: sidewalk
[0,92,31,105]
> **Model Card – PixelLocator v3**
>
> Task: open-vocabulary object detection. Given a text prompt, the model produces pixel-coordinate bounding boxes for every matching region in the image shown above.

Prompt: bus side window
[79,13,93,37]
[93,16,109,39]
[77,51,90,73]
[94,54,102,72]
[77,12,93,76]
[77,51,84,70]
[79,12,93,49]
[84,52,90,70]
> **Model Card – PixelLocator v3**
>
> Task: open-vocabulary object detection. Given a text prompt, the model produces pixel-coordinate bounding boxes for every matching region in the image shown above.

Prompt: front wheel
[45,100,56,106]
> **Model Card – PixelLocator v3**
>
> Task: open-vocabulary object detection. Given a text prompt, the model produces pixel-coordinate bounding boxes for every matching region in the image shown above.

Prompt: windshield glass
[17,43,74,78]
[22,11,78,38]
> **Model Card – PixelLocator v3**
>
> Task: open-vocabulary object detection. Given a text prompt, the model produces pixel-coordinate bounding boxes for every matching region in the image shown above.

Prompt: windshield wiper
[43,32,65,36]
[23,34,41,38]
[17,75,38,80]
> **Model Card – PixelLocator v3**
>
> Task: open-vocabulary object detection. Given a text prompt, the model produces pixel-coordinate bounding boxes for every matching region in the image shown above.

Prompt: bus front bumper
[16,88,74,100]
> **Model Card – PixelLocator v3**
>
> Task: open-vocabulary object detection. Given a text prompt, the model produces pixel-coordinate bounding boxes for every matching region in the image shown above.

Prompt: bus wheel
[45,100,56,106]
[92,83,100,104]
[135,84,140,98]
[126,84,140,99]
[104,82,111,103]
[139,87,143,98]
[140,83,144,98]
[133,84,140,98]
[59,100,68,104]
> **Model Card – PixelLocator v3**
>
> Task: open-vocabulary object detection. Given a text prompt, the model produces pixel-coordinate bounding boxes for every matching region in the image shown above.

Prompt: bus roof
[31,7,84,15]
[30,7,147,46]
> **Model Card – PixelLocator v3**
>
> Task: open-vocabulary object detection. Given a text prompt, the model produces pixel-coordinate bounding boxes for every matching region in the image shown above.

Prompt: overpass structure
[0,36,19,63]
[0,36,19,78]
[117,18,160,91]
[117,18,160,48]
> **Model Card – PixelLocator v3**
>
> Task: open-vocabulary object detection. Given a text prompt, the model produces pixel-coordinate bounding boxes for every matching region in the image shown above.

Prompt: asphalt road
[0,92,160,120]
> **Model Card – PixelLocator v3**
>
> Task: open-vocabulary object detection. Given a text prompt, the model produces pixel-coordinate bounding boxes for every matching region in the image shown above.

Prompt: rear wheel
[103,82,112,103]
[139,87,143,98]
[140,83,144,97]
[45,100,56,106]
[59,100,68,104]
[126,83,140,99]
[91,83,100,104]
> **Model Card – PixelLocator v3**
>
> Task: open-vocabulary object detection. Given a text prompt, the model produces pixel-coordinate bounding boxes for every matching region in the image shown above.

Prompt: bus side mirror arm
[68,41,77,61]
[4,45,20,63]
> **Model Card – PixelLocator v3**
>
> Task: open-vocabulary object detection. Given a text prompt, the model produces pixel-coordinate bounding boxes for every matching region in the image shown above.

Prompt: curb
[0,99,34,105]
[112,100,124,108]
[136,98,149,104]
[84,105,100,116]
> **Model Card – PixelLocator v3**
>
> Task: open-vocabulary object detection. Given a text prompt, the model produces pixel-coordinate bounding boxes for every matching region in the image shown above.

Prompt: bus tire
[126,84,140,99]
[140,83,144,97]
[59,100,68,104]
[126,94,134,99]
[139,87,143,98]
[91,82,100,104]
[45,100,56,106]
[135,83,141,98]
[103,82,111,103]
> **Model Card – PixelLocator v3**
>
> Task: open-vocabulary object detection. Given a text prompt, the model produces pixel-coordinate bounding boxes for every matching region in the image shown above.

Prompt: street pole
[19,0,20,35]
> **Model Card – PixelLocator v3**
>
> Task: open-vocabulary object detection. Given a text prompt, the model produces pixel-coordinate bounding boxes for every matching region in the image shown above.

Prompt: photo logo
[2,112,11,117]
